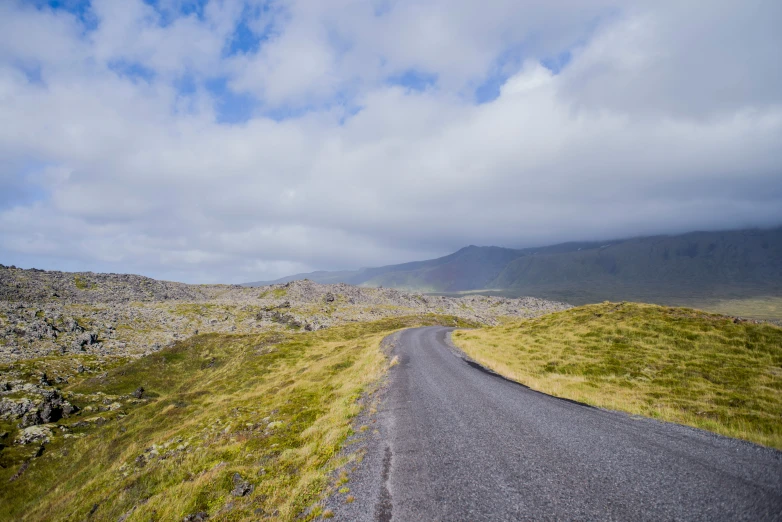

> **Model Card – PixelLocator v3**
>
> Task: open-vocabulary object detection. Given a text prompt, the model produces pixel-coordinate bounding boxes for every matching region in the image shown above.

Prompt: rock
[230,472,254,497]
[0,397,35,419]
[39,372,50,386]
[132,386,145,399]
[183,512,209,522]
[1,266,572,364]
[72,331,98,350]
[17,390,78,426]
[64,317,82,333]
[16,425,52,445]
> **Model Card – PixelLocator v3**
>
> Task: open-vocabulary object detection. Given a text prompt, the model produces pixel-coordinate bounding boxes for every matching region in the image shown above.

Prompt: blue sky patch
[206,78,258,124]
[387,70,438,92]
[43,0,97,31]
[541,50,573,74]
[108,60,156,83]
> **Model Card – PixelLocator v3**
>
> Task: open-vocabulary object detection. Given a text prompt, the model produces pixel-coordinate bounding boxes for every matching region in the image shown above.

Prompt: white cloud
[0,0,780,283]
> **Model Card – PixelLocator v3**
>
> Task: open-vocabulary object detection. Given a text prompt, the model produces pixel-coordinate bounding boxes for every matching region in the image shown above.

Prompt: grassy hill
[0,315,472,521]
[452,302,782,449]
[246,228,782,320]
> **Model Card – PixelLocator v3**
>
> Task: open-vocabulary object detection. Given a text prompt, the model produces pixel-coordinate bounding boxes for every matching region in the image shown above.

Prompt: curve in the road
[372,326,782,522]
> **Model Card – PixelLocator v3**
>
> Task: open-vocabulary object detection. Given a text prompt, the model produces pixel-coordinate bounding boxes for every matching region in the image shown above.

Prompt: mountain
[243,245,526,291]
[245,227,782,314]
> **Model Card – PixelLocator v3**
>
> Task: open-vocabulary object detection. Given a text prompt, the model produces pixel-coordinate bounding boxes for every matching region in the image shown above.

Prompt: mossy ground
[1,314,473,521]
[452,302,782,449]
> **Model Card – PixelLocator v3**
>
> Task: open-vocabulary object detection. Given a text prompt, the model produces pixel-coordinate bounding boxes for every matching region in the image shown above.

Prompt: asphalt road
[371,326,782,521]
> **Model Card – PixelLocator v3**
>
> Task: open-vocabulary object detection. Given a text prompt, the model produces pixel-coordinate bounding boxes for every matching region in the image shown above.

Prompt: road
[360,326,782,521]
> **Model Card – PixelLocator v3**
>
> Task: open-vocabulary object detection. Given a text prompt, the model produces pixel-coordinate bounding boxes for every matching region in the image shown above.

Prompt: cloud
[0,0,780,283]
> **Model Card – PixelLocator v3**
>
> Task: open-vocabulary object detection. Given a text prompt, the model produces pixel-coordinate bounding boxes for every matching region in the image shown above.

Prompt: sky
[1,0,781,284]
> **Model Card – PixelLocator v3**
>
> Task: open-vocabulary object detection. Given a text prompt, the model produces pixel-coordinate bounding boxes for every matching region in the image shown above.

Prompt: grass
[437,284,782,322]
[452,302,782,449]
[259,288,288,300]
[73,276,96,291]
[1,314,473,521]
[684,296,782,322]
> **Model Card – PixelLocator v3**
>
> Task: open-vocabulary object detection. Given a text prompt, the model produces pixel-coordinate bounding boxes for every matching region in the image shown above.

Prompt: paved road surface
[369,326,782,521]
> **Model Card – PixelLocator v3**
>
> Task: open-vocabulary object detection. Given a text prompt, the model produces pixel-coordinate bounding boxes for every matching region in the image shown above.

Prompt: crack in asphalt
[374,446,393,522]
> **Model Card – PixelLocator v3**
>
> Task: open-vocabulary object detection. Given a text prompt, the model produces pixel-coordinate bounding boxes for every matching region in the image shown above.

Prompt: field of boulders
[0,265,570,364]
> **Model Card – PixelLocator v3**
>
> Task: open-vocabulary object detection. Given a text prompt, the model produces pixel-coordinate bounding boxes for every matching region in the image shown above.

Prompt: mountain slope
[492,229,782,289]
[244,245,525,291]
[245,228,782,310]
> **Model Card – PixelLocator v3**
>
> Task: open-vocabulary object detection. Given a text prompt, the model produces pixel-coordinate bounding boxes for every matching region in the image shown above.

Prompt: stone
[183,512,209,522]
[72,331,98,350]
[132,386,145,399]
[230,472,254,497]
[16,425,52,445]
[0,397,35,420]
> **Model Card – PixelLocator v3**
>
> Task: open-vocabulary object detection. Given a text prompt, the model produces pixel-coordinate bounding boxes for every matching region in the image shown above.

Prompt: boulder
[16,425,52,445]
[230,472,254,497]
[18,390,78,426]
[0,397,35,419]
[72,331,98,351]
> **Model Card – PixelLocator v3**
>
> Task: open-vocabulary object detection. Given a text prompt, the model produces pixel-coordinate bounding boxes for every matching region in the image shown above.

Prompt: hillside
[452,302,782,449]
[0,316,472,520]
[489,228,782,299]
[246,228,782,319]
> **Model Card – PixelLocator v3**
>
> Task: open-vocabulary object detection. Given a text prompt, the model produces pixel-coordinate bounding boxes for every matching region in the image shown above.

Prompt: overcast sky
[1,0,781,283]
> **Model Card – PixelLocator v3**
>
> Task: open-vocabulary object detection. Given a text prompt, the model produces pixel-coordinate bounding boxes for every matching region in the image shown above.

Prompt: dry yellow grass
[1,315,472,521]
[452,302,782,449]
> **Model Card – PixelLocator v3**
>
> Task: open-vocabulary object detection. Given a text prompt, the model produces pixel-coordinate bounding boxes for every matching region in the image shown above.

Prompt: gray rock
[15,425,52,445]
[230,472,254,497]
[0,397,35,419]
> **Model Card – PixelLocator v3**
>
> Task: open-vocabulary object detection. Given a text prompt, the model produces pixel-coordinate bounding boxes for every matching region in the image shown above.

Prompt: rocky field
[0,265,569,363]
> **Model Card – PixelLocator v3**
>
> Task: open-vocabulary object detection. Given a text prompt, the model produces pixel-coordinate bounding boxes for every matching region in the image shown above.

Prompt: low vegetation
[452,302,782,449]
[1,314,473,521]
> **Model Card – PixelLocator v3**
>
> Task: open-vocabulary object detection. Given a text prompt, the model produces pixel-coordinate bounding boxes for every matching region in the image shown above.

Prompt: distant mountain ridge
[244,228,782,305]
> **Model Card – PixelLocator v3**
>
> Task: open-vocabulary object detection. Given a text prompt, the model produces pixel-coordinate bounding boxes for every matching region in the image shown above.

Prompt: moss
[259,288,288,300]
[73,276,96,291]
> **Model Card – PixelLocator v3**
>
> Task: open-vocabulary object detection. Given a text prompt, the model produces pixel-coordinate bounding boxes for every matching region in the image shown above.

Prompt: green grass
[73,276,96,291]
[682,296,782,322]
[437,284,782,322]
[259,288,288,300]
[0,314,472,521]
[452,302,782,449]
